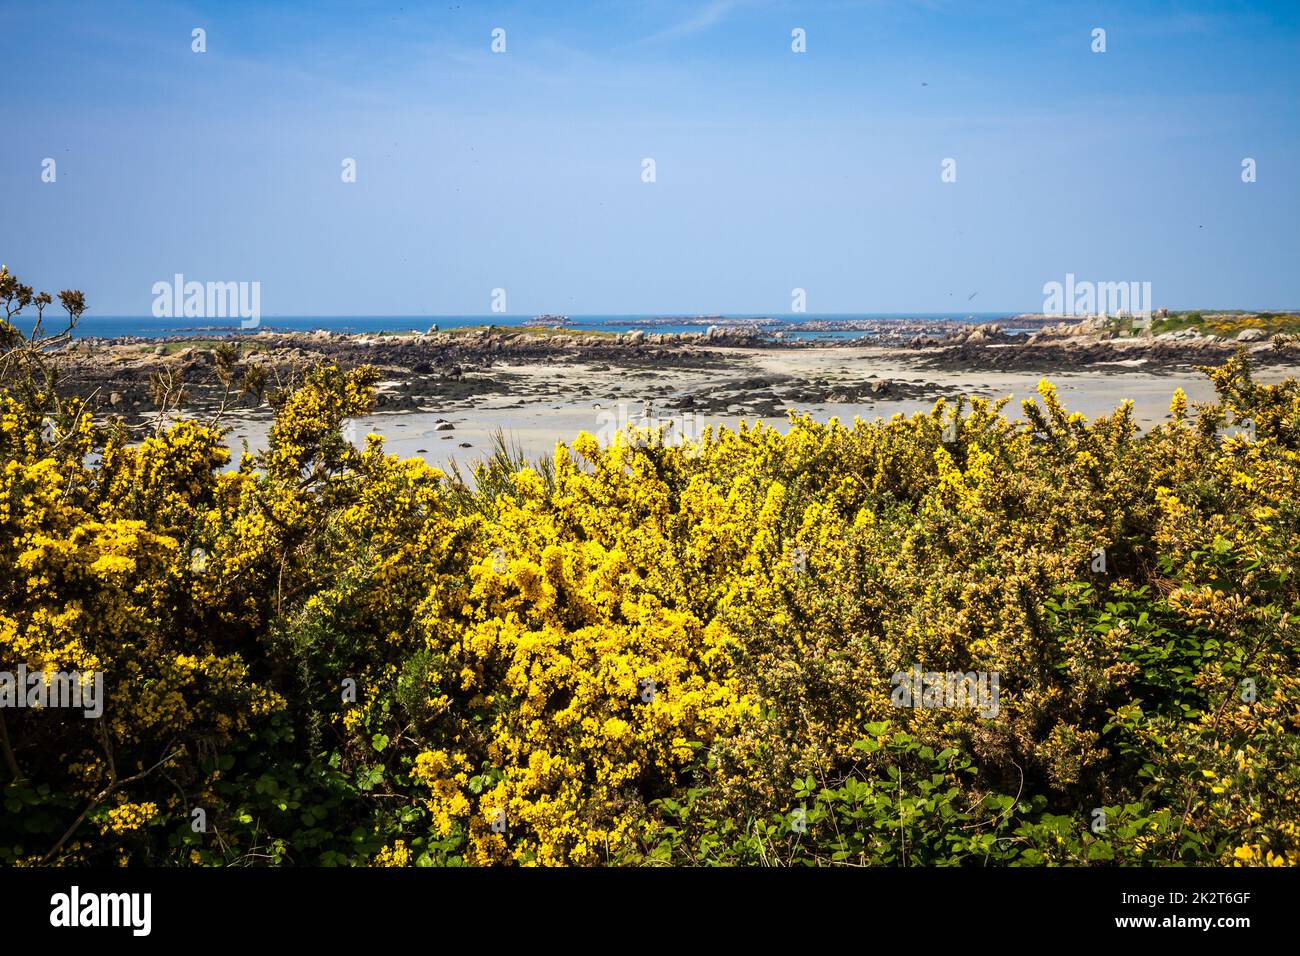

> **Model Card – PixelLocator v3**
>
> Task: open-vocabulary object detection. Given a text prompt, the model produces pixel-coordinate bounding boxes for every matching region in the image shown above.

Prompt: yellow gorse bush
[2,291,1299,867]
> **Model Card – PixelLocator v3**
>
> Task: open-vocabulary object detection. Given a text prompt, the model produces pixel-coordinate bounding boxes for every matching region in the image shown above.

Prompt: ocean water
[15,313,1022,342]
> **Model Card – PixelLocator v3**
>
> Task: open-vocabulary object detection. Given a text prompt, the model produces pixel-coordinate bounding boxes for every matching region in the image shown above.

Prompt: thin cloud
[638,0,745,44]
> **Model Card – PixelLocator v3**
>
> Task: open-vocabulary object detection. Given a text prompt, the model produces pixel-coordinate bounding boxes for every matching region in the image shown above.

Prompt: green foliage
[3,275,1299,866]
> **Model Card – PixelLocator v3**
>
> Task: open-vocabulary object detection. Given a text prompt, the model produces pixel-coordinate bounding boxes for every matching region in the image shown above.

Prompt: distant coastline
[16,312,1028,341]
[34,313,1300,465]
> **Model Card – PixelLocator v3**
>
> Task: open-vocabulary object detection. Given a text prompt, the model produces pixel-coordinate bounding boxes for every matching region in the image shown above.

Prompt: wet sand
[216,345,1300,471]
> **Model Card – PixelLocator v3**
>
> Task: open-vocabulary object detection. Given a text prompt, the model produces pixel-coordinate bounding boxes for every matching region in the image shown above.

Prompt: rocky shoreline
[42,320,1300,435]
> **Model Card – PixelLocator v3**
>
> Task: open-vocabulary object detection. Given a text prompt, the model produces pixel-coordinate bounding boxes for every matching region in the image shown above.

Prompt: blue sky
[3,0,1298,316]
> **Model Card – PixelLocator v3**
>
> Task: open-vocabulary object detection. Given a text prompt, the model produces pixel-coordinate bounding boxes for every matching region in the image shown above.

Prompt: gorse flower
[2,286,1299,867]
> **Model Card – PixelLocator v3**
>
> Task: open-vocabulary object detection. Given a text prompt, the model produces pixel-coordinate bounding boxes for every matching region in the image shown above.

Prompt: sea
[16,313,1025,342]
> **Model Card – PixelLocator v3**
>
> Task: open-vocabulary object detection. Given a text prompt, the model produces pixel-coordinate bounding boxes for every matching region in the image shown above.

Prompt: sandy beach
[195,340,1300,471]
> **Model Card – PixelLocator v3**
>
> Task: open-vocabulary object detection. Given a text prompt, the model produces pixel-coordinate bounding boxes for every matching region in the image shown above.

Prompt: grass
[1105,311,1300,339]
